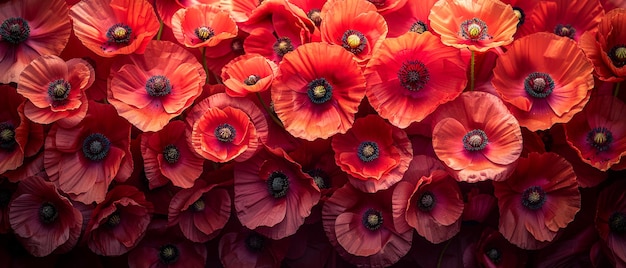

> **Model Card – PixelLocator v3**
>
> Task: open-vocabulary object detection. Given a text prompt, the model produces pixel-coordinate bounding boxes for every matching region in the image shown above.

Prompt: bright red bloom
[44,101,133,204]
[108,40,205,132]
[271,42,366,140]
[85,185,153,256]
[595,180,626,265]
[0,0,71,83]
[579,8,626,82]
[8,175,82,257]
[17,55,94,127]
[361,0,407,14]
[286,0,327,28]
[203,32,247,76]
[234,145,320,239]
[431,91,523,182]
[365,31,467,128]
[331,114,412,193]
[517,0,604,41]
[172,4,238,48]
[69,0,159,57]
[565,95,626,171]
[155,0,231,28]
[382,0,438,38]
[492,33,594,131]
[494,152,581,250]
[500,0,541,37]
[140,120,205,189]
[218,228,291,268]
[221,53,278,97]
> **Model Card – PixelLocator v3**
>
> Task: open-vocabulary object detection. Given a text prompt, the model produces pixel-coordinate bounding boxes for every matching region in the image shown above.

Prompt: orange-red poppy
[171,4,238,48]
[382,0,438,37]
[579,8,626,82]
[155,0,231,28]
[517,0,604,41]
[221,53,278,97]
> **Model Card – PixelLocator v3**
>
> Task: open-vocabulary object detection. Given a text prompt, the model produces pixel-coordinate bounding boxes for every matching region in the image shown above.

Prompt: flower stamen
[460,18,490,41]
[358,141,380,162]
[39,202,58,224]
[195,26,215,42]
[267,171,289,198]
[463,129,488,151]
[0,17,30,44]
[307,78,333,104]
[162,144,180,164]
[398,60,429,91]
[273,37,294,58]
[554,24,576,39]
[159,244,179,264]
[145,75,172,97]
[82,133,111,161]
[609,45,626,68]
[586,127,613,152]
[0,122,16,151]
[341,30,367,54]
[521,186,546,210]
[106,23,132,44]
[524,72,555,98]
[418,191,436,212]
[362,208,383,231]
[215,123,236,142]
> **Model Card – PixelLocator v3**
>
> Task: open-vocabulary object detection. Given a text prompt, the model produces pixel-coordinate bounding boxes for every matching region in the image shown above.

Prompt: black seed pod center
[512,7,525,27]
[106,211,121,228]
[195,26,215,42]
[273,37,294,58]
[215,123,236,142]
[358,141,380,162]
[82,133,111,161]
[39,202,58,224]
[587,127,613,152]
[463,129,488,151]
[106,23,132,44]
[554,24,576,39]
[267,171,289,198]
[609,212,626,234]
[0,17,30,44]
[418,191,436,212]
[0,122,16,151]
[398,60,430,91]
[341,29,367,54]
[609,45,626,68]
[485,247,502,264]
[307,78,333,104]
[162,144,180,164]
[145,75,172,97]
[159,244,179,264]
[460,18,490,41]
[307,9,322,26]
[244,75,261,86]
[410,21,428,34]
[362,208,383,231]
[307,168,331,189]
[521,186,547,210]
[245,233,265,252]
[47,79,72,103]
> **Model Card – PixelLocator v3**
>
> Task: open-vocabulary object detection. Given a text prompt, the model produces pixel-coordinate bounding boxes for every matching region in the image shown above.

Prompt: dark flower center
[609,45,626,68]
[524,72,555,98]
[358,141,380,162]
[307,9,322,26]
[195,26,215,42]
[512,7,525,27]
[273,37,294,58]
[521,186,546,210]
[106,211,121,228]
[47,79,72,103]
[159,244,179,264]
[106,23,132,44]
[418,191,436,212]
[460,18,490,41]
[608,212,626,234]
[307,78,333,104]
[244,75,261,86]
[267,171,289,198]
[485,247,502,264]
[39,202,58,224]
[362,208,383,231]
[82,133,111,161]
[341,29,367,54]
[162,144,180,164]
[410,21,428,34]
[145,75,172,97]
[245,233,265,252]
[398,60,430,91]
[0,122,16,151]
[192,198,205,212]
[463,129,488,151]
[307,168,331,189]
[554,24,576,39]
[0,188,11,207]
[586,127,613,152]
[215,123,236,142]
[0,17,30,44]
[367,0,385,7]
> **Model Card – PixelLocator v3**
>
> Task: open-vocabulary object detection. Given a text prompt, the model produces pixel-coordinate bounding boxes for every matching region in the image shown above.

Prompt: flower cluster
[1,0,626,267]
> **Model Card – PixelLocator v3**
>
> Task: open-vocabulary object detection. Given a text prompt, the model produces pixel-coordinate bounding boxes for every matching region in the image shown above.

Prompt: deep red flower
[0,0,71,83]
[517,0,604,41]
[595,180,626,265]
[579,8,626,82]
[218,228,291,268]
[600,0,626,10]
[474,227,528,268]
[171,4,238,48]
[382,0,438,38]
[155,0,231,28]
[221,53,278,97]
[8,175,82,257]
[501,0,541,37]
[286,0,327,28]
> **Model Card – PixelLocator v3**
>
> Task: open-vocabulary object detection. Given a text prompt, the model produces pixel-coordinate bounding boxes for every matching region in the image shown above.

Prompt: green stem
[470,50,475,91]
[436,239,453,268]
[201,47,209,84]
[156,20,164,41]
[614,82,621,97]
[256,92,284,128]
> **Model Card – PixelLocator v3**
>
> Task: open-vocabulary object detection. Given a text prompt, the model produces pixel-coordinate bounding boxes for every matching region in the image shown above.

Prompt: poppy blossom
[517,0,604,41]
[431,91,523,182]
[221,53,278,97]
[234,145,320,239]
[286,0,327,27]
[428,0,519,52]
[203,32,247,77]
[17,55,95,127]
[331,114,413,193]
[218,228,291,268]
[171,4,238,49]
[579,8,626,82]
[0,0,71,83]
[69,0,159,57]
[365,31,467,128]
[8,175,82,257]
[154,0,232,29]
[501,0,541,33]
[271,42,366,141]
[493,152,581,250]
[491,32,594,131]
[595,180,626,265]
[474,227,528,268]
[382,0,438,38]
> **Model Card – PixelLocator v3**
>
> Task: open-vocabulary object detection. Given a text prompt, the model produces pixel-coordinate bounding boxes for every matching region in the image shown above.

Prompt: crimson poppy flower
[17,55,94,127]
[494,152,581,250]
[108,40,205,132]
[428,0,519,52]
[595,180,626,265]
[271,42,366,141]
[140,120,205,189]
[167,179,230,243]
[286,0,327,27]
[361,0,407,14]
[234,145,320,239]
[8,175,82,257]
[431,91,523,182]
[44,101,133,204]
[171,4,238,49]
[221,53,278,97]
[492,33,594,131]
[289,139,348,198]
[235,0,314,34]
[331,114,413,193]
[0,0,71,83]
[218,228,291,268]
[365,31,467,128]
[474,227,528,268]
[601,0,626,10]
[579,8,626,82]
[501,0,541,33]
[204,32,247,76]
[155,0,231,29]
[517,0,604,41]
[84,185,153,256]
[564,95,626,171]
[382,0,438,37]
[322,183,413,267]
[69,0,159,57]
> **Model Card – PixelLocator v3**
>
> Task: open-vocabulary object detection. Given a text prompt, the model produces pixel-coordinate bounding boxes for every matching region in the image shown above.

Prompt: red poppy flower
[235,0,314,34]
[319,0,387,65]
[428,0,519,52]
[69,0,159,57]
[167,179,230,243]
[431,91,523,182]
[8,175,82,257]
[0,0,71,83]
[271,42,366,140]
[361,0,407,14]
[44,101,133,204]
[218,228,291,268]
[382,0,438,38]
[322,183,413,267]
[84,185,153,256]
[289,139,348,197]
[564,95,626,171]
[141,120,205,189]
[0,86,44,175]
[234,145,320,239]
[595,180,626,265]
[171,4,238,48]
[474,227,528,268]
[365,31,467,128]
[493,152,581,250]
[221,53,278,97]
[517,0,604,41]
[17,55,94,127]
[462,185,497,223]
[501,0,541,36]
[204,32,247,76]
[286,0,327,28]
[601,0,626,10]
[155,0,231,28]
[108,40,205,132]
[579,8,626,82]
[331,114,412,193]
[492,32,594,131]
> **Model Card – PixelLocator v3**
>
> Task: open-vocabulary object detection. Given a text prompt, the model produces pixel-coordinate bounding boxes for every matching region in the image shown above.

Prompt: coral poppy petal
[109,64,152,109]
[432,118,471,170]
[482,117,523,165]
[335,212,383,256]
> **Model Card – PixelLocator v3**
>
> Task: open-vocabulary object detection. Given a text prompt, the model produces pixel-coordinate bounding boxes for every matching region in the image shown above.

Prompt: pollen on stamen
[362,208,383,231]
[215,123,236,142]
[244,75,261,86]
[0,122,16,151]
[307,9,322,26]
[273,37,294,58]
[609,45,626,67]
[47,79,72,103]
[307,78,333,104]
[0,17,30,44]
[463,129,488,151]
[341,30,367,54]
[358,141,380,162]
[554,24,576,39]
[460,18,490,41]
[106,23,132,44]
[586,127,613,152]
[195,26,215,42]
[409,21,428,34]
